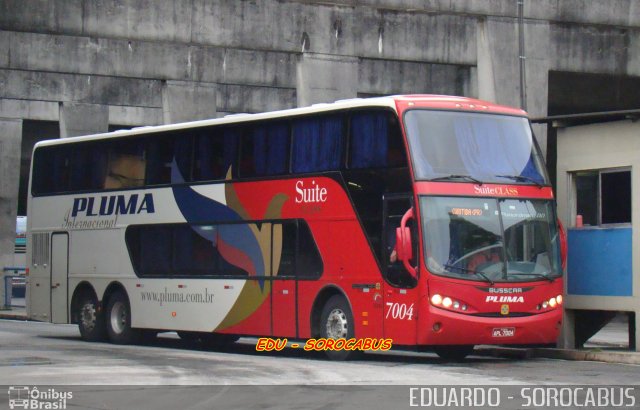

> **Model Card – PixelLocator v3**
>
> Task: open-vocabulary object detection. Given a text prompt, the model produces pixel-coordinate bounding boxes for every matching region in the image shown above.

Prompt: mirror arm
[400,208,417,279]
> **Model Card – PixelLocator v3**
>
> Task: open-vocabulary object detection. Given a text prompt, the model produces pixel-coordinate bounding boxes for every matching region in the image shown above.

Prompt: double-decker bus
[26,95,565,360]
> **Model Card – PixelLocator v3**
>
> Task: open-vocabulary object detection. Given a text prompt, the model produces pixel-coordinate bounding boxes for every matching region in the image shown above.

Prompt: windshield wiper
[495,174,544,188]
[444,264,495,285]
[507,272,555,283]
[430,174,483,185]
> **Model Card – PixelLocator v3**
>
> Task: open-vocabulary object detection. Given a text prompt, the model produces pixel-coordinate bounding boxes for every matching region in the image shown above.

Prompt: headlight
[431,294,443,305]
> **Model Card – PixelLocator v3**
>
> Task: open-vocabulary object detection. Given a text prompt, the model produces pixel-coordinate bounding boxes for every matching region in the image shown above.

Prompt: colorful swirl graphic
[171,163,288,330]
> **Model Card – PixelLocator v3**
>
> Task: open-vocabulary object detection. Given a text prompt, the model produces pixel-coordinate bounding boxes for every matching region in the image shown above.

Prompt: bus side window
[349,111,407,170]
[69,142,107,191]
[292,114,344,173]
[273,220,323,279]
[296,221,323,278]
[32,146,71,194]
[130,225,172,276]
[240,121,289,178]
[274,221,296,277]
[146,132,193,185]
[194,127,239,181]
[104,139,146,189]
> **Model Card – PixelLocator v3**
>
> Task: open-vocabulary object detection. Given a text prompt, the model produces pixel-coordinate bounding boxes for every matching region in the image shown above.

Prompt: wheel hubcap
[80,303,96,332]
[325,308,348,339]
[110,301,127,335]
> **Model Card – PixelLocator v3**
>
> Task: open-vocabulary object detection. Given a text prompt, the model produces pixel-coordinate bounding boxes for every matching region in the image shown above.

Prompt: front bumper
[418,304,562,346]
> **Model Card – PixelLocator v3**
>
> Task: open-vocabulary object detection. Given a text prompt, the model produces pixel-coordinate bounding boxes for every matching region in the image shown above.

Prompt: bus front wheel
[77,294,106,342]
[105,291,139,344]
[319,295,360,361]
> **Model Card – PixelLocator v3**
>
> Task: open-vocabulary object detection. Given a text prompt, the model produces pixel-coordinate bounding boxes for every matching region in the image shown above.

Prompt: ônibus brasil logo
[8,386,72,409]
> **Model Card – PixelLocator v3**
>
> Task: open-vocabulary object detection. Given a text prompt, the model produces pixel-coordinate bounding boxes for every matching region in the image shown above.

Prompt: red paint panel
[415,182,554,199]
[272,280,297,337]
[394,95,528,117]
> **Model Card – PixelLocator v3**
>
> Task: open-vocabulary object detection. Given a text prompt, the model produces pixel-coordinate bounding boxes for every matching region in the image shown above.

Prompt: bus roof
[34,95,527,148]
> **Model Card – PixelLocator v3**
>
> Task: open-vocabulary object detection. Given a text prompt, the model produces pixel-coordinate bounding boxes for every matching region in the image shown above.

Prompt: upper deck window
[292,114,344,173]
[404,110,548,185]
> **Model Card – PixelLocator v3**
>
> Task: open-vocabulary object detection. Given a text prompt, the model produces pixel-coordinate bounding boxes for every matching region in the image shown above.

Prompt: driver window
[464,236,503,273]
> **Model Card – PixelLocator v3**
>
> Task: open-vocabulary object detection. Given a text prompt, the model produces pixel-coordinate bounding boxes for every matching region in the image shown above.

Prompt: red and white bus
[26,95,565,360]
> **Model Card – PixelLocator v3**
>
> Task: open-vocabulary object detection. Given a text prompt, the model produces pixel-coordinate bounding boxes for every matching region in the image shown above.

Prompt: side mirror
[395,208,417,278]
[395,227,413,261]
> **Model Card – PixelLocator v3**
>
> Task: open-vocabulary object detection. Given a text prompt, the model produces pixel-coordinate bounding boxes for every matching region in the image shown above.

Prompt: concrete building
[2,0,640,286]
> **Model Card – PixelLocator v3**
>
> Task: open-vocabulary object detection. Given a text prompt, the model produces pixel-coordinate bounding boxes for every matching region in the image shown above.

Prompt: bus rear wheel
[77,294,106,342]
[105,291,140,344]
[433,345,475,361]
[319,295,360,361]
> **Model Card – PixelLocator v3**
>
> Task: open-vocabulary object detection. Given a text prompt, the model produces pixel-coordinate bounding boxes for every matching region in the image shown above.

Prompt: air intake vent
[31,233,50,266]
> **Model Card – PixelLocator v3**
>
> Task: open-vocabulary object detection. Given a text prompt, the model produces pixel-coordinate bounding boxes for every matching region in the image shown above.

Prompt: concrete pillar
[635,311,639,352]
[476,17,551,155]
[0,118,23,273]
[523,21,551,154]
[162,80,217,124]
[559,308,576,349]
[296,53,358,107]
[477,18,520,108]
[59,102,109,138]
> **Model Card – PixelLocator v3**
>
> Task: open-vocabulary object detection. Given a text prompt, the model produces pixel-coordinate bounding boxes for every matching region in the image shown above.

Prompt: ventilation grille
[31,233,50,266]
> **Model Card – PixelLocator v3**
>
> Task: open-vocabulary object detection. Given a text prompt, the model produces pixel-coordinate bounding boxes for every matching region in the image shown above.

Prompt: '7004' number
[385,302,415,320]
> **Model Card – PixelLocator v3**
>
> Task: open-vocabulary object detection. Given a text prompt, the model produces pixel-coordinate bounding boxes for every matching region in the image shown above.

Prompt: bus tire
[77,294,106,342]
[105,291,140,344]
[319,295,360,361]
[433,345,475,361]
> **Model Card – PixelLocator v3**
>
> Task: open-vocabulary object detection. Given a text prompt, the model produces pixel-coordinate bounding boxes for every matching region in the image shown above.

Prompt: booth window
[574,168,631,226]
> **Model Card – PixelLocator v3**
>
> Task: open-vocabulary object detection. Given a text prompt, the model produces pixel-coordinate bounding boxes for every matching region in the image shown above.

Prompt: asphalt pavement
[1,302,637,365]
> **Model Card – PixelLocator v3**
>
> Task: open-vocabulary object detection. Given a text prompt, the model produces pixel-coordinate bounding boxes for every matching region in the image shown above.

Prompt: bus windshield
[404,110,549,185]
[421,196,562,283]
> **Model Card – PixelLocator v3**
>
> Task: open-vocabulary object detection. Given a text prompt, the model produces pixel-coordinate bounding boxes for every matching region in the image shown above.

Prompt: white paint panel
[130,279,245,331]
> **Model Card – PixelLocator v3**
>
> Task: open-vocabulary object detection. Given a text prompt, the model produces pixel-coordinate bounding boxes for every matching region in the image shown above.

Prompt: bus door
[271,221,297,337]
[50,232,69,324]
[382,195,418,344]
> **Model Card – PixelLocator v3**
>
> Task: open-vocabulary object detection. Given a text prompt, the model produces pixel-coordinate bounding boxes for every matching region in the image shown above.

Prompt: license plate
[492,327,515,338]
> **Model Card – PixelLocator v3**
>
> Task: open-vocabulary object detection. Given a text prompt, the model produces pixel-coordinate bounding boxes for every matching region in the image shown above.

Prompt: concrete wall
[1,0,640,269]
[0,119,22,269]
[556,120,640,349]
